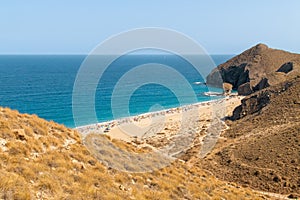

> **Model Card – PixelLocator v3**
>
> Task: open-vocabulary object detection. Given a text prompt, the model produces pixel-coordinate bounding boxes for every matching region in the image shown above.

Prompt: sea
[0,54,233,128]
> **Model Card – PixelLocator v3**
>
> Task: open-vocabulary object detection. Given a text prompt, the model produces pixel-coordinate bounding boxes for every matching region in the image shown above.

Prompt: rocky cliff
[230,76,299,120]
[206,43,300,95]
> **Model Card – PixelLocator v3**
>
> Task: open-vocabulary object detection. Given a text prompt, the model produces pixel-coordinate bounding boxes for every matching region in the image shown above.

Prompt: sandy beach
[76,95,243,150]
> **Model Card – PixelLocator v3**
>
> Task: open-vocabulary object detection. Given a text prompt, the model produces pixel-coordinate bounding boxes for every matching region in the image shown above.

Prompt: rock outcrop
[277,62,294,74]
[237,82,252,95]
[230,79,294,120]
[223,82,233,95]
[206,43,300,95]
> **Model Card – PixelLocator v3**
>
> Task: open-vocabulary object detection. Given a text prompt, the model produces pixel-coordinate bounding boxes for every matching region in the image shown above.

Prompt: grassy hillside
[0,107,265,199]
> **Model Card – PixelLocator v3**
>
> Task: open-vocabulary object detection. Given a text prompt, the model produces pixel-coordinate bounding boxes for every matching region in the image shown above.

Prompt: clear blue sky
[1,0,299,54]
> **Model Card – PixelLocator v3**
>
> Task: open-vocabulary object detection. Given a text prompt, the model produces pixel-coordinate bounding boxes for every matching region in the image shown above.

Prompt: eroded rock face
[220,64,249,90]
[206,43,300,95]
[205,68,223,88]
[237,82,253,95]
[230,78,296,120]
[253,77,270,92]
[276,62,293,74]
[231,91,271,120]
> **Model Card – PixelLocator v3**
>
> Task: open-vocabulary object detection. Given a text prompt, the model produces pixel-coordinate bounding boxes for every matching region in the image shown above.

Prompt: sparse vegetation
[201,77,300,197]
[0,107,265,199]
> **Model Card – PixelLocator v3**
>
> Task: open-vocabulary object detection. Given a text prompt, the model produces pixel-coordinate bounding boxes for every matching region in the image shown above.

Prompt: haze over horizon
[1,0,300,55]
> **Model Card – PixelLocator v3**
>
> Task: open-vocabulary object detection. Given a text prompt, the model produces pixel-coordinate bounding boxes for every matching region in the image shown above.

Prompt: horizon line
[0,53,236,56]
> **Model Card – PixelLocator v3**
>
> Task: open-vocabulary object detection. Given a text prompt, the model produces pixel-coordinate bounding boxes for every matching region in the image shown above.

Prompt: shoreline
[75,94,243,141]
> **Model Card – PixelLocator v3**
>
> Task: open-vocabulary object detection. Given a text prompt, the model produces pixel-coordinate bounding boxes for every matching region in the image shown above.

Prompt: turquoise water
[0,54,233,128]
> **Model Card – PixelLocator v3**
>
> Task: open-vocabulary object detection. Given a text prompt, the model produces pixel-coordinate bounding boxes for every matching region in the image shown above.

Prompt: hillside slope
[0,107,265,199]
[200,76,300,198]
[206,44,300,95]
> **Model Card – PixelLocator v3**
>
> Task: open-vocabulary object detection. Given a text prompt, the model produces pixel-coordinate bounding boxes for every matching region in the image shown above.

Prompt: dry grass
[0,107,266,199]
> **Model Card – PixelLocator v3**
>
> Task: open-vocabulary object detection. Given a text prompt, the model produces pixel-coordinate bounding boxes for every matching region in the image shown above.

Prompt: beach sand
[76,95,243,155]
[76,94,244,172]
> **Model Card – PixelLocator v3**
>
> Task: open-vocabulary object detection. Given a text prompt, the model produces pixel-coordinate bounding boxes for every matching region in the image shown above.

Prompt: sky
[1,0,300,54]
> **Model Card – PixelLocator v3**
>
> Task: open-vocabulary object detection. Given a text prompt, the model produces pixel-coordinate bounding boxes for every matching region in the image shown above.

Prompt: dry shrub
[0,107,265,199]
[0,171,31,200]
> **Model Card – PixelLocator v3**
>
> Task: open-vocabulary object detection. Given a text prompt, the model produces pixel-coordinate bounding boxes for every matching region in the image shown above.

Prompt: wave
[202,91,224,96]
[193,81,206,85]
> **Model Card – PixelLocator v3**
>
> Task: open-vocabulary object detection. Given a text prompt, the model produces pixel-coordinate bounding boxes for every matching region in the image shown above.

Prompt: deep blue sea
[0,54,233,128]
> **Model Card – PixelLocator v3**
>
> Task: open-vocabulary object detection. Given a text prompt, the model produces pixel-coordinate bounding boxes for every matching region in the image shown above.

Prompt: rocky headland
[206,43,300,95]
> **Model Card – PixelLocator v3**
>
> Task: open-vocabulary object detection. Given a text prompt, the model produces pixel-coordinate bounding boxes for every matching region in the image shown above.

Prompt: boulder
[223,82,233,95]
[238,82,253,95]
